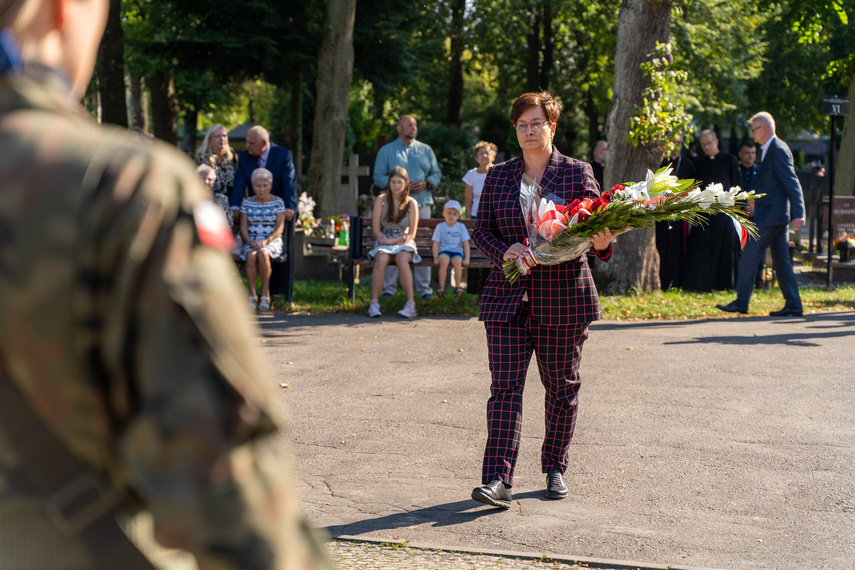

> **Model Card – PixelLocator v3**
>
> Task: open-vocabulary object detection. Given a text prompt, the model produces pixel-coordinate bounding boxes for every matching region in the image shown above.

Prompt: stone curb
[331,535,719,570]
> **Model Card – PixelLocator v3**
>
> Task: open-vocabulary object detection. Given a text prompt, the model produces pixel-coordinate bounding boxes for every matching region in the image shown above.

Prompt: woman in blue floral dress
[240,168,285,312]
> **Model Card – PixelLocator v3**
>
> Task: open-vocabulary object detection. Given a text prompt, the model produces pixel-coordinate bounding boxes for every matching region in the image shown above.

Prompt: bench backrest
[349,217,489,265]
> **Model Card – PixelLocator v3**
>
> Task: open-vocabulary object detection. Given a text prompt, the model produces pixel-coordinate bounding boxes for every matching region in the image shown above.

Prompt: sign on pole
[823,97,849,117]
[824,96,848,288]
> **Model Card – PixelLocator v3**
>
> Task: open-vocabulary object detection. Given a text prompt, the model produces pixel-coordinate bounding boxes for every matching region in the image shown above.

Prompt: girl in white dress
[462,141,497,219]
[462,141,497,296]
[368,166,421,318]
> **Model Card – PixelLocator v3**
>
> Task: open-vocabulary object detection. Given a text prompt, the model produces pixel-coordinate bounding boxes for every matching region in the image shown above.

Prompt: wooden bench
[347,217,493,301]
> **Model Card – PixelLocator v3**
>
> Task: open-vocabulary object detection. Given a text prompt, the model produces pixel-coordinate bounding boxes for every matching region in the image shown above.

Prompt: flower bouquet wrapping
[503,165,763,283]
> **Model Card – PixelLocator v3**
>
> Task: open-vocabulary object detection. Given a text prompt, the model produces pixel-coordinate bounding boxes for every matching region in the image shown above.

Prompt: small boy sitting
[432,200,471,298]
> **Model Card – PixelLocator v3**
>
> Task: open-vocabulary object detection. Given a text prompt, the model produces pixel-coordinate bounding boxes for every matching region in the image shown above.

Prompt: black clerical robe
[682,152,741,292]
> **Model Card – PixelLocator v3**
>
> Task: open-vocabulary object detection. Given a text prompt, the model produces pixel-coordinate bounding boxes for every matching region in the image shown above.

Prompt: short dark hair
[739,141,756,151]
[510,91,562,125]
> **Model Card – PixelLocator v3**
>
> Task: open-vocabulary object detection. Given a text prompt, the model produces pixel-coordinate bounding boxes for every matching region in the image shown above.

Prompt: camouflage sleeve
[85,137,329,569]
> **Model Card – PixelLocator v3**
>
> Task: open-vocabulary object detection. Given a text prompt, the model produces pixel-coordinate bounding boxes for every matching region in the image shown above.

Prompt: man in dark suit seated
[717,112,806,317]
[230,125,297,226]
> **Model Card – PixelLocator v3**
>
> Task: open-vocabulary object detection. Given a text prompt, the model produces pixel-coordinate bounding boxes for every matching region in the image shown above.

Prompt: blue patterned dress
[240,196,285,260]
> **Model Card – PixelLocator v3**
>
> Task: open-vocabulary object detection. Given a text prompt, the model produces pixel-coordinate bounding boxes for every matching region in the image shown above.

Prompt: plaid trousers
[482,301,590,487]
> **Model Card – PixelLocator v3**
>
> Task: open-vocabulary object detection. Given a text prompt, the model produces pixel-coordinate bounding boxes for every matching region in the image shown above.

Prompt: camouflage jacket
[0,69,328,569]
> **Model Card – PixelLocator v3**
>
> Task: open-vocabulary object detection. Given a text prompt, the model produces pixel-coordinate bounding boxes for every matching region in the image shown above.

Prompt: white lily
[716,186,744,207]
[691,183,723,209]
[622,181,650,202]
[732,186,750,200]
[647,167,678,198]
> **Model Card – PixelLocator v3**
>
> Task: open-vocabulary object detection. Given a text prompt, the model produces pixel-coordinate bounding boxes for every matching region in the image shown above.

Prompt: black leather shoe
[769,307,803,317]
[471,479,512,509]
[716,302,748,314]
[545,470,568,500]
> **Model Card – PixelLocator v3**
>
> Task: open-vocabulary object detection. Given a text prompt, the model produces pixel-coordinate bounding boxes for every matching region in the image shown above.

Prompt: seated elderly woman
[240,168,285,312]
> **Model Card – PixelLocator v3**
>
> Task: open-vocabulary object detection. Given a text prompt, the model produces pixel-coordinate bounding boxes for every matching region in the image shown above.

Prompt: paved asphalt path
[255,311,855,570]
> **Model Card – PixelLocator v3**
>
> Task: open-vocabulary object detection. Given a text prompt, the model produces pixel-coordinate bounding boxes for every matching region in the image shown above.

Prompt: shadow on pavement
[325,498,510,537]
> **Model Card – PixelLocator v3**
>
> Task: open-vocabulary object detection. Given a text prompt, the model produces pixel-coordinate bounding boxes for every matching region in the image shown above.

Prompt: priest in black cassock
[682,130,741,292]
[656,150,696,289]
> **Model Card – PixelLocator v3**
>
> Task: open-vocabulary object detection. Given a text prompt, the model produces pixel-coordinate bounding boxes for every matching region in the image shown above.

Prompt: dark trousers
[482,302,590,487]
[735,223,802,311]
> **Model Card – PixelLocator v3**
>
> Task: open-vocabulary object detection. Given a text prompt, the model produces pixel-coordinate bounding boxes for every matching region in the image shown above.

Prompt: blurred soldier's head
[699,129,719,158]
[245,125,270,157]
[2,0,109,97]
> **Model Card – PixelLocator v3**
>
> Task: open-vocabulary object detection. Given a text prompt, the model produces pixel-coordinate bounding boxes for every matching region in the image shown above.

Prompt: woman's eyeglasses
[514,121,551,133]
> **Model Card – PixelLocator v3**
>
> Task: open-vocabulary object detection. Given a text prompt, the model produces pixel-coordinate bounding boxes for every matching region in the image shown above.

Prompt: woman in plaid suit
[470,92,618,509]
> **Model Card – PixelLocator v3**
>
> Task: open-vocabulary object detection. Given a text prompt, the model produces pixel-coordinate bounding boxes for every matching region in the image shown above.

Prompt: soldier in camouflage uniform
[0,1,329,568]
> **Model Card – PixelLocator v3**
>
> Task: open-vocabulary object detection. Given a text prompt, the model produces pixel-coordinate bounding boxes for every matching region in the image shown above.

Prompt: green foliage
[416,122,478,182]
[671,0,766,125]
[628,42,695,159]
[347,81,388,154]
[744,0,853,134]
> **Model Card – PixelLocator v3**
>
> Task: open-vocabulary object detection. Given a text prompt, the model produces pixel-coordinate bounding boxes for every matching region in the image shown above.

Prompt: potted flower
[834,233,855,263]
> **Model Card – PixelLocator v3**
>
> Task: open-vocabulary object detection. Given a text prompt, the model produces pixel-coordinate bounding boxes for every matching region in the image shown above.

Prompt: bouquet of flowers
[502,165,763,283]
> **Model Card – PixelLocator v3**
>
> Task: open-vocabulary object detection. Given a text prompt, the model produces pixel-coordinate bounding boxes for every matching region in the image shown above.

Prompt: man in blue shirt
[373,115,442,299]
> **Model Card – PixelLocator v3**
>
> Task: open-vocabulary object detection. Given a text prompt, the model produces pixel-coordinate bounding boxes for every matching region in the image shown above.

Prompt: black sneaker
[545,470,568,500]
[471,479,512,509]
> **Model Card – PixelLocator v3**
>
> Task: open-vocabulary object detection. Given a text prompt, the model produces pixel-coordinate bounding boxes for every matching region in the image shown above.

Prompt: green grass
[266,279,855,320]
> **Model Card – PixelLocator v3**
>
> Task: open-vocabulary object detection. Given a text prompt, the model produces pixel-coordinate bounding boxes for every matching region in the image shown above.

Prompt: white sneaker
[368,302,382,318]
[249,296,258,310]
[258,296,271,311]
[397,301,417,319]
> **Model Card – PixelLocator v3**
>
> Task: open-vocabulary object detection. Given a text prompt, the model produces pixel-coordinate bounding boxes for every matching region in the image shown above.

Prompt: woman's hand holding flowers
[588,227,622,251]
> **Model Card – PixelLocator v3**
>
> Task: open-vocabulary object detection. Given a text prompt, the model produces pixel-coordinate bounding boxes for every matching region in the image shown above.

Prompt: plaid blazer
[473,147,610,326]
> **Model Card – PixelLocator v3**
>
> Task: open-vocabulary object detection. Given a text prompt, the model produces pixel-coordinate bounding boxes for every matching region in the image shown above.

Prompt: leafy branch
[627,41,694,159]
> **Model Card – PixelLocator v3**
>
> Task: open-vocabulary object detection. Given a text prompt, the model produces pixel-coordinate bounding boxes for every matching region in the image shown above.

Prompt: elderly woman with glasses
[469,91,618,509]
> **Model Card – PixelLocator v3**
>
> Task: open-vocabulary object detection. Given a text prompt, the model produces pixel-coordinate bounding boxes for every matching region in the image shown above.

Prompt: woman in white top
[462,141,498,219]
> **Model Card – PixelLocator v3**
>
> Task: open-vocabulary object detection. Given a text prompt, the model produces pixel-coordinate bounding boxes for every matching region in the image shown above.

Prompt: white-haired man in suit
[717,112,806,317]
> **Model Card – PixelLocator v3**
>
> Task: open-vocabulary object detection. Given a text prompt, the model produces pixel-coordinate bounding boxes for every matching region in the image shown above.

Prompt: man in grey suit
[717,112,806,317]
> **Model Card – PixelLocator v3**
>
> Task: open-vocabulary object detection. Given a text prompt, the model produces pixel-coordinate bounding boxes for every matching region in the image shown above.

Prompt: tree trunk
[248,94,257,125]
[585,89,600,157]
[181,105,198,155]
[291,67,304,183]
[306,0,356,218]
[525,7,542,92]
[834,71,855,196]
[446,0,465,127]
[129,73,148,132]
[372,81,386,120]
[593,0,672,295]
[539,2,554,92]
[149,70,179,146]
[96,0,127,128]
